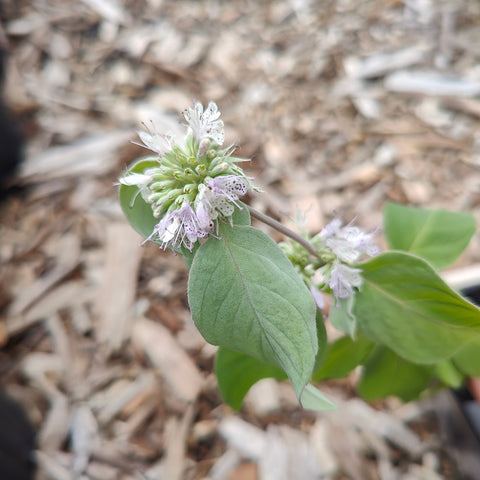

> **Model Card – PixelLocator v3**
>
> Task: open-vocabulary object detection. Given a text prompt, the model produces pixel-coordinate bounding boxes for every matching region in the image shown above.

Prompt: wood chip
[70,404,98,477]
[19,131,131,183]
[3,1,480,477]
[344,45,430,79]
[39,393,71,451]
[132,318,204,403]
[95,223,142,353]
[385,70,480,97]
[218,417,266,460]
[81,0,131,25]
[155,404,195,480]
[6,281,94,337]
[259,425,322,480]
[96,372,156,425]
[7,234,81,315]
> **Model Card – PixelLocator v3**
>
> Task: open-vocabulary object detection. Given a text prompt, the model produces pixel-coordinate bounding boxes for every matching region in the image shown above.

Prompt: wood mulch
[2,0,480,478]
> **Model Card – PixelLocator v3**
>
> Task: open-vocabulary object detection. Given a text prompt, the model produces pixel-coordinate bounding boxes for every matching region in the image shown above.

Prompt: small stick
[247,205,319,257]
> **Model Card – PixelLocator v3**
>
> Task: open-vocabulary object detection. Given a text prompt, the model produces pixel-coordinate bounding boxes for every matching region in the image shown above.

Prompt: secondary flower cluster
[119,101,253,251]
[317,218,379,299]
[282,218,380,304]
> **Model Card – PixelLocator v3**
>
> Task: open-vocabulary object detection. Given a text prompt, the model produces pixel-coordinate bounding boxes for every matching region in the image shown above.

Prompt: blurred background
[1,0,480,479]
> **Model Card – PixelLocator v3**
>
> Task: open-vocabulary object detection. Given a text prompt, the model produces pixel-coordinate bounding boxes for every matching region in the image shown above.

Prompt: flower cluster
[282,218,379,305]
[119,101,254,251]
[316,218,380,299]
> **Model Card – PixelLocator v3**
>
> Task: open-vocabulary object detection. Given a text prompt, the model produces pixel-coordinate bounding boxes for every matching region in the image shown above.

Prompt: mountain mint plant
[120,101,480,411]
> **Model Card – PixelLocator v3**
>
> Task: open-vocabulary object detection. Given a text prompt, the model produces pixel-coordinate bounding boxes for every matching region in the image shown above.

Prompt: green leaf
[355,251,480,364]
[314,310,328,372]
[179,244,197,270]
[433,360,464,389]
[230,202,251,227]
[300,384,337,411]
[329,296,357,338]
[215,347,287,410]
[188,224,318,403]
[383,202,476,269]
[452,337,480,376]
[180,206,250,270]
[119,157,159,239]
[358,345,433,402]
[312,334,374,381]
[216,310,329,411]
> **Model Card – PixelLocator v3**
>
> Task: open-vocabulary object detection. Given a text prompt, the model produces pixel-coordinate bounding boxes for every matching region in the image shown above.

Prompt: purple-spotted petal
[145,202,209,251]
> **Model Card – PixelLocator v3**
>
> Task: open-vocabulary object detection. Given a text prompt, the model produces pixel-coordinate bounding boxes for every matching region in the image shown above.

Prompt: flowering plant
[119,101,480,410]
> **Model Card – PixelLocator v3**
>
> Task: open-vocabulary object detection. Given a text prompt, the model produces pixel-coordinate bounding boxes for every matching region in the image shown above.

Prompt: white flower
[118,170,155,202]
[123,101,254,252]
[329,262,363,299]
[132,122,174,155]
[183,101,225,145]
[319,218,342,239]
[119,171,153,187]
[145,202,207,251]
[320,218,380,263]
[207,175,249,201]
[195,175,248,230]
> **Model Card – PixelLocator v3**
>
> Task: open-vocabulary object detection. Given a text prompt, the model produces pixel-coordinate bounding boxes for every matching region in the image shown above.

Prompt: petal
[310,285,325,309]
[203,102,221,122]
[326,238,361,263]
[320,218,342,239]
[118,172,152,186]
[212,197,234,217]
[134,129,173,155]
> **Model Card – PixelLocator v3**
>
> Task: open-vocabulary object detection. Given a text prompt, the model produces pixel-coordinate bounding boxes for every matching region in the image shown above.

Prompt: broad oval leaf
[215,347,287,410]
[355,251,480,364]
[433,360,464,389]
[452,337,480,376]
[312,334,374,382]
[230,201,251,227]
[358,345,433,402]
[383,202,475,269]
[215,347,336,411]
[300,384,337,411]
[216,310,328,411]
[188,224,318,401]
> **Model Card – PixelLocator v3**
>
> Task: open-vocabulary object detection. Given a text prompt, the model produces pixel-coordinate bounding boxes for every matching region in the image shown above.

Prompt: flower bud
[198,138,211,156]
[210,162,229,175]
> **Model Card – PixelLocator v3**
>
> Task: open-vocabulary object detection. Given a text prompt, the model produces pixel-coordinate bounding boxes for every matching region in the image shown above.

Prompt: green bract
[139,136,251,218]
[119,157,159,239]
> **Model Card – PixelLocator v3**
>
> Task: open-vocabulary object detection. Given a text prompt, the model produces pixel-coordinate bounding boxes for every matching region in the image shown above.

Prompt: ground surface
[2,0,480,479]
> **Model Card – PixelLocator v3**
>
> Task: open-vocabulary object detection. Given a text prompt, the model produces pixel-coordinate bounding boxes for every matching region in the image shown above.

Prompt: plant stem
[247,205,319,257]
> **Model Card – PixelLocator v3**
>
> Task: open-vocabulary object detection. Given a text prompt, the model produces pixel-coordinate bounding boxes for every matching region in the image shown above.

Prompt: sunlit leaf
[383,202,475,269]
[355,251,480,363]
